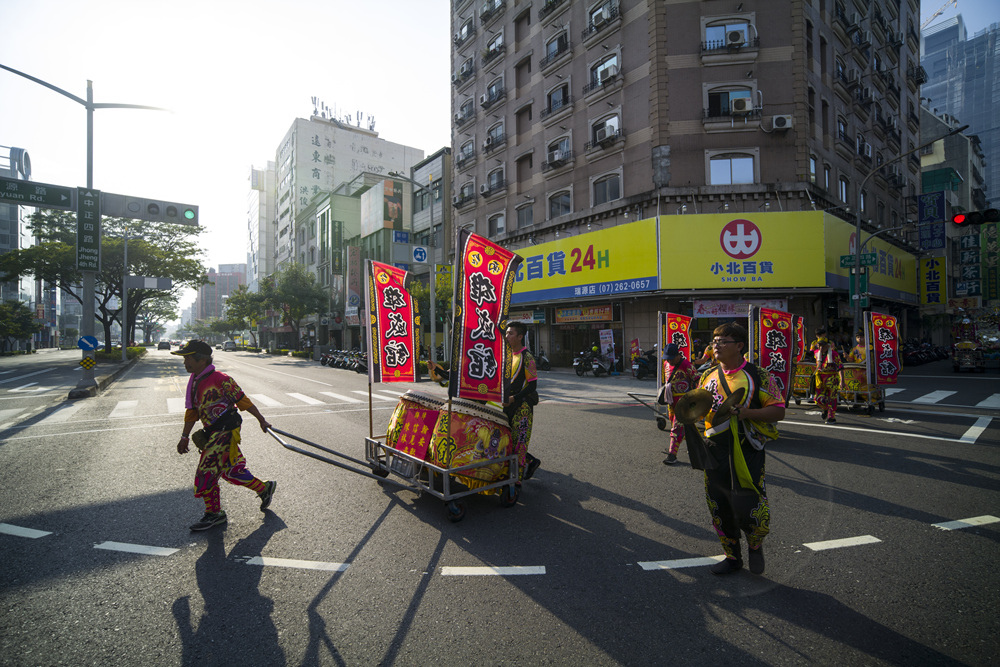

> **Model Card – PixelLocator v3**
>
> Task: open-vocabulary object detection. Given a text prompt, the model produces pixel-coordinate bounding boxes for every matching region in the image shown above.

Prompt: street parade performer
[503,322,541,483]
[847,330,869,363]
[696,322,785,575]
[173,340,275,531]
[813,337,843,424]
[658,343,698,466]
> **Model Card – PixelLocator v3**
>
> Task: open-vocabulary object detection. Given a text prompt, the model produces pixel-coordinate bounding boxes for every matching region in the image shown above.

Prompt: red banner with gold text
[757,307,796,402]
[366,260,418,383]
[657,312,692,386]
[868,312,900,385]
[449,230,523,402]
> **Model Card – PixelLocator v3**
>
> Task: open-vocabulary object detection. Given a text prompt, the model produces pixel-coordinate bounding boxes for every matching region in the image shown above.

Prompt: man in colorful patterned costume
[173,340,276,531]
[503,322,540,483]
[658,343,698,466]
[697,322,785,575]
[813,337,843,424]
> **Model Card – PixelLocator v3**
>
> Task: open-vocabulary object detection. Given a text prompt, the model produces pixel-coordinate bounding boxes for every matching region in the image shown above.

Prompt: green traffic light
[184,209,196,221]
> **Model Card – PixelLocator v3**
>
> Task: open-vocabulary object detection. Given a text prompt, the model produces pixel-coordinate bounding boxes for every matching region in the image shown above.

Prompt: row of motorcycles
[319,348,368,374]
[572,348,623,377]
[900,339,951,367]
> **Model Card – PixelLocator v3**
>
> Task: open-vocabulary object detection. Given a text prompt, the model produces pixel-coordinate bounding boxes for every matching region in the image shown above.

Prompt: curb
[67,355,139,399]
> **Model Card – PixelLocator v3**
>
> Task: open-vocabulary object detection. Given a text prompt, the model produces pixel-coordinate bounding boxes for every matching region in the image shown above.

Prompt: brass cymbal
[713,387,747,421]
[674,388,713,424]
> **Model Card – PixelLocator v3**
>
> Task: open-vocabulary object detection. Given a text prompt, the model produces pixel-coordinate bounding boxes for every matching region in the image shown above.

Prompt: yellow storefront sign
[511,218,658,305]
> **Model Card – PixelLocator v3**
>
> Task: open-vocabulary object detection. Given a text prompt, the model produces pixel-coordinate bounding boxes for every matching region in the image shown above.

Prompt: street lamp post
[0,64,166,392]
[851,124,969,334]
[388,170,441,363]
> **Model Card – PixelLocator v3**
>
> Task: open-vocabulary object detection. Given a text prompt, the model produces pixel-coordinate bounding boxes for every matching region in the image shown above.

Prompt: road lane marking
[883,388,904,398]
[959,417,993,444]
[244,556,348,571]
[287,393,325,405]
[0,368,53,384]
[373,391,402,401]
[639,556,725,571]
[0,523,52,539]
[932,515,1000,531]
[804,535,881,551]
[976,393,1000,409]
[167,397,186,413]
[782,420,986,444]
[353,391,395,401]
[109,400,138,418]
[9,383,45,392]
[912,390,956,404]
[94,541,178,556]
[0,408,27,423]
[248,394,285,407]
[319,392,362,403]
[42,403,85,424]
[441,566,546,576]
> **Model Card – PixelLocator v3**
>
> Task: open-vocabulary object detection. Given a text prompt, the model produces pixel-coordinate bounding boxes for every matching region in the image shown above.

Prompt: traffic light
[122,197,199,226]
[951,208,999,226]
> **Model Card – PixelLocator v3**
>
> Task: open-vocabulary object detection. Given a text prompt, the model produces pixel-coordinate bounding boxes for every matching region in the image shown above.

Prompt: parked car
[222,341,237,351]
[157,341,170,350]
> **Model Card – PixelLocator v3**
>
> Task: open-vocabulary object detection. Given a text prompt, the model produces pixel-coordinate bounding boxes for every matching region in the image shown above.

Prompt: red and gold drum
[428,398,512,489]
[386,390,446,461]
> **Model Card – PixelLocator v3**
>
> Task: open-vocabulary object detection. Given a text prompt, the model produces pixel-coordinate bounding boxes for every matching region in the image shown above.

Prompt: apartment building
[451,0,925,359]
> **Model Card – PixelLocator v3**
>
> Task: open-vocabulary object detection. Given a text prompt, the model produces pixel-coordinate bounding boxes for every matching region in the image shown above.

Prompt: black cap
[171,340,213,356]
[664,343,680,358]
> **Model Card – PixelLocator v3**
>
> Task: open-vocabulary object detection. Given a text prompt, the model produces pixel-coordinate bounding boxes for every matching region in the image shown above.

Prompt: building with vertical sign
[247,162,276,293]
[0,146,35,306]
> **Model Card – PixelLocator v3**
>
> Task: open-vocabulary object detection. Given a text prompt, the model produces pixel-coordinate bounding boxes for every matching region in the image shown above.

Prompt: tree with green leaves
[0,210,208,352]
[135,293,179,343]
[269,263,329,350]
[0,300,42,352]
[222,284,267,347]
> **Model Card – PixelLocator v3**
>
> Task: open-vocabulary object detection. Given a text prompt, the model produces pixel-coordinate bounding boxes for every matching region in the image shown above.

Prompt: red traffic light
[951,209,999,226]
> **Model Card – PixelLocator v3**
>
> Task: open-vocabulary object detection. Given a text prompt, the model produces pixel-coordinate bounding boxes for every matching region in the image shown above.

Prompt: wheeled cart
[838,363,885,415]
[791,361,815,406]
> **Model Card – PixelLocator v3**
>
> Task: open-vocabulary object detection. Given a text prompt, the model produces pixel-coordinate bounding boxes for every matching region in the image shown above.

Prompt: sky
[0,0,451,319]
[0,0,996,320]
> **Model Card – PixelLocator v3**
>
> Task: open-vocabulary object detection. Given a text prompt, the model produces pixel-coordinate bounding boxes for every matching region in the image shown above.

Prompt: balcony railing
[454,26,476,47]
[540,96,573,120]
[482,44,506,66]
[480,0,506,25]
[540,42,571,68]
[481,88,506,109]
[483,132,506,154]
[703,107,762,122]
[582,70,619,96]
[481,177,506,198]
[701,36,760,52]
[455,150,476,169]
[541,149,574,172]
[581,3,620,41]
[539,0,566,21]
[584,128,625,151]
[453,192,476,208]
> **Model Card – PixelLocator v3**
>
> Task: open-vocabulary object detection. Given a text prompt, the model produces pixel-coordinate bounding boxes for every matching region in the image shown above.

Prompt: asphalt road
[0,349,997,666]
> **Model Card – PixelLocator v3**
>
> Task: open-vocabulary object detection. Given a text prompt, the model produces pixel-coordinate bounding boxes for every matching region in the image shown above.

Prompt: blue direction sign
[77,188,101,270]
[78,336,99,350]
[0,175,75,210]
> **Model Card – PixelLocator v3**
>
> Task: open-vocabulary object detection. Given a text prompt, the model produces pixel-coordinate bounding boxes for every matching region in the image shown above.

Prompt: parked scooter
[573,349,594,376]
[592,353,613,377]
[632,347,658,380]
[536,348,552,371]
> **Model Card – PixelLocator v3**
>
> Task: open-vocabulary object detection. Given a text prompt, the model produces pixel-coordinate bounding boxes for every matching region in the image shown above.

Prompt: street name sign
[840,252,877,268]
[76,188,101,270]
[0,175,75,210]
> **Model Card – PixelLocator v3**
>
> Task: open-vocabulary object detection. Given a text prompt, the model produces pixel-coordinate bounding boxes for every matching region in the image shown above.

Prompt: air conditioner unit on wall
[599,65,618,84]
[864,143,873,158]
[772,115,793,130]
[727,29,747,46]
[593,7,609,26]
[595,126,610,142]
[479,94,488,105]
[480,183,489,194]
[547,149,564,164]
[731,97,753,115]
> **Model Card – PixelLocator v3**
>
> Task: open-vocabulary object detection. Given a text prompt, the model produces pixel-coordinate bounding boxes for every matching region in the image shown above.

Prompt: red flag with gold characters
[794,315,806,362]
[449,230,523,402]
[365,260,418,383]
[757,307,796,401]
[868,312,900,385]
[658,312,692,386]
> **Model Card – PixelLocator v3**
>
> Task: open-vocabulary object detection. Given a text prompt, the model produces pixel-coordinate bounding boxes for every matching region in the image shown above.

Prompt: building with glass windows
[451,0,926,361]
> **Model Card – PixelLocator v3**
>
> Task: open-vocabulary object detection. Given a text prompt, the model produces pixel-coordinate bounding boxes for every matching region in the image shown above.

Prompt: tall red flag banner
[657,312,692,387]
[868,312,900,385]
[794,316,806,362]
[449,230,523,402]
[365,260,418,383]
[757,307,796,401]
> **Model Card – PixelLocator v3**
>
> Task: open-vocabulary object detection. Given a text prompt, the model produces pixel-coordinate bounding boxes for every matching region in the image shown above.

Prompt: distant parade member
[658,343,698,465]
[697,323,785,576]
[847,331,868,363]
[691,340,716,367]
[813,338,843,424]
[808,326,829,352]
[173,340,276,531]
[503,323,540,483]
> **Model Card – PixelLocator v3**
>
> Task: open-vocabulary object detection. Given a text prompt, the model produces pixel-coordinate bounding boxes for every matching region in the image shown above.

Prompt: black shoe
[748,546,765,574]
[524,457,541,480]
[189,511,227,531]
[826,417,836,424]
[259,480,276,511]
[663,453,678,465]
[710,557,743,575]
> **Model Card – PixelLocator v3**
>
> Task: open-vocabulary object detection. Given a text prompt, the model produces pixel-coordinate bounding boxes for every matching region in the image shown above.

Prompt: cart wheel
[794,399,801,405]
[446,501,466,522]
[499,484,519,507]
[878,401,885,412]
[866,404,875,416]
[656,417,668,431]
[371,466,390,478]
